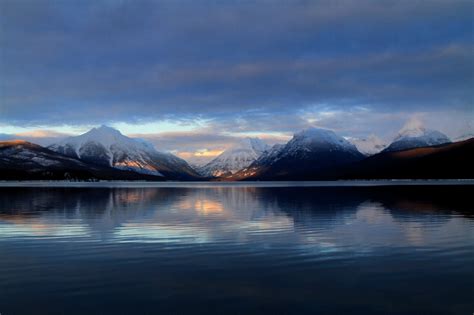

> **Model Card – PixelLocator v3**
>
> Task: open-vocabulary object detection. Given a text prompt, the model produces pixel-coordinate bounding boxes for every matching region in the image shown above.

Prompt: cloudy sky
[1,0,473,164]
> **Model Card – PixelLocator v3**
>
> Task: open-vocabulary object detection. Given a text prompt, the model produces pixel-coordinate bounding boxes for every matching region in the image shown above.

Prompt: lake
[0,182,473,314]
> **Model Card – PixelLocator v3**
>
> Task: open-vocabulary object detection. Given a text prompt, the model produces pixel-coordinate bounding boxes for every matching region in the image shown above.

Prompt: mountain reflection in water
[0,185,473,315]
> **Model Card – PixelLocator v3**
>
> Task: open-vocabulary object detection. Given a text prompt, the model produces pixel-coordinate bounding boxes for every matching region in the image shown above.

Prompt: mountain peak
[396,117,427,139]
[295,127,334,138]
[198,137,270,177]
[98,124,118,130]
[349,134,387,156]
[88,125,123,136]
[234,137,269,153]
[385,118,451,152]
[292,128,356,150]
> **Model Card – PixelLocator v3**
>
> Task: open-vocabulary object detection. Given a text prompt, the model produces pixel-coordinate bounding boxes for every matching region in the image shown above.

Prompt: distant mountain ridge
[1,123,472,181]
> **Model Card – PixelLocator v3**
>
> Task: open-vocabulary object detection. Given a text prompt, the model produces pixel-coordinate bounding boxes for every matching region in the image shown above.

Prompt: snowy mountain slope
[384,119,451,152]
[1,140,89,169]
[0,140,165,180]
[255,143,285,166]
[197,138,270,177]
[350,135,387,156]
[227,143,285,179]
[49,125,199,179]
[231,128,365,180]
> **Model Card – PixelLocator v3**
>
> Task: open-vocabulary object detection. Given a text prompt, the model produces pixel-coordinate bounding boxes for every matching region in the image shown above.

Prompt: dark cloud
[0,0,473,128]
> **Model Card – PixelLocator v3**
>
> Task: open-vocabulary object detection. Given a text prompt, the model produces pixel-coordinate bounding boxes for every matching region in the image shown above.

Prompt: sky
[0,0,473,164]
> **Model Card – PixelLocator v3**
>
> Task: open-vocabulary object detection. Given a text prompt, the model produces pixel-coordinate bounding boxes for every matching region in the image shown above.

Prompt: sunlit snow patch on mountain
[198,138,270,177]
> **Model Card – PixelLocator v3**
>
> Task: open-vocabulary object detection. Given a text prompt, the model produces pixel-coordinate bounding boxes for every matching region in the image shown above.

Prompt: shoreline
[0,179,473,188]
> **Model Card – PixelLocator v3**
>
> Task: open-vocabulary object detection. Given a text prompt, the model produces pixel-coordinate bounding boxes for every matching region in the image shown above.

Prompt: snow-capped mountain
[277,128,361,159]
[281,128,363,158]
[198,137,270,177]
[350,135,387,156]
[384,119,451,152]
[232,128,365,180]
[49,125,199,179]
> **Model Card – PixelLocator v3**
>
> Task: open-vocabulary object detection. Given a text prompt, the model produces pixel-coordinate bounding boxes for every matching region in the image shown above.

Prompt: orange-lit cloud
[14,130,72,138]
[177,149,224,159]
[0,129,72,146]
[194,149,224,157]
[177,149,224,165]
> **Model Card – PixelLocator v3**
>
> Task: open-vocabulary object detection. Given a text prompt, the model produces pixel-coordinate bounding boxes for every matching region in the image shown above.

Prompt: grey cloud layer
[1,0,473,127]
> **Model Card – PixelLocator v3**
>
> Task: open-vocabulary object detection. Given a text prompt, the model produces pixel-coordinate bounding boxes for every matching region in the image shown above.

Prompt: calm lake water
[0,183,473,315]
